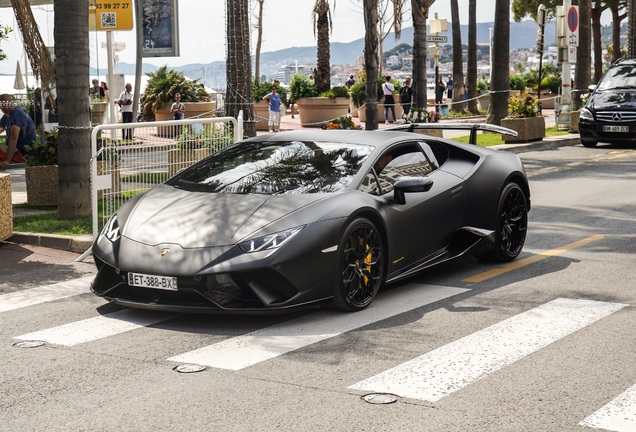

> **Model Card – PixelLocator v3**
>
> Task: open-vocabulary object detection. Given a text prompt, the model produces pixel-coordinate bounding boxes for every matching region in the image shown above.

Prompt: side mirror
[393,176,434,205]
[587,84,597,92]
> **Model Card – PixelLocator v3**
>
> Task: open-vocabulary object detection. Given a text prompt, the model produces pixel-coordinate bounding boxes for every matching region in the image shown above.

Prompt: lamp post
[429,13,448,113]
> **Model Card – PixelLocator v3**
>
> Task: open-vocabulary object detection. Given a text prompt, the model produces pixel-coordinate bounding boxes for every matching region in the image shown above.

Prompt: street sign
[426,35,448,43]
[89,0,134,31]
[101,42,127,51]
[567,6,579,47]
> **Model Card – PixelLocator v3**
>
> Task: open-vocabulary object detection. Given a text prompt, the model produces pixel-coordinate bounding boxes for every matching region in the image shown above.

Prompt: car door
[363,141,465,276]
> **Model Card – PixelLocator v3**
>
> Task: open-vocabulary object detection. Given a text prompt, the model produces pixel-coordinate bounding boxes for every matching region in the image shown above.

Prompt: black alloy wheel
[331,218,385,311]
[487,183,528,262]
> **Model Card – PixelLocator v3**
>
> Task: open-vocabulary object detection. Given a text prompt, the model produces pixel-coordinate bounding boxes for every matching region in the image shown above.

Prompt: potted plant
[404,107,443,137]
[322,115,361,130]
[24,130,59,206]
[501,96,545,143]
[252,81,288,131]
[291,75,351,127]
[477,79,490,111]
[140,65,212,123]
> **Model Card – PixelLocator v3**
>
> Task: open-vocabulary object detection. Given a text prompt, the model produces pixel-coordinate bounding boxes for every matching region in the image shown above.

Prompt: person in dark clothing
[435,77,446,106]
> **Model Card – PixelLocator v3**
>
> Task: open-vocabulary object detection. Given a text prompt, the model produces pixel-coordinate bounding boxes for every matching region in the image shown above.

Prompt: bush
[509,74,526,92]
[507,96,540,118]
[322,115,361,130]
[24,129,57,166]
[319,85,350,98]
[477,80,489,95]
[289,74,319,104]
[541,76,562,94]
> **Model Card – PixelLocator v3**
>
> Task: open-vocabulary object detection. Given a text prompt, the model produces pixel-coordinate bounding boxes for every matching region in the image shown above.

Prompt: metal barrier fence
[89,115,243,240]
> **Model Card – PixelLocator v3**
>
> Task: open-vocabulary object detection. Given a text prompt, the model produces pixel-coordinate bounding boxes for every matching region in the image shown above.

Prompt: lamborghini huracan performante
[91,126,530,313]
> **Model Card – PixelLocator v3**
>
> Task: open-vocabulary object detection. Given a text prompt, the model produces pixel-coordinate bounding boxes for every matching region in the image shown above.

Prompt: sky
[0,1,504,76]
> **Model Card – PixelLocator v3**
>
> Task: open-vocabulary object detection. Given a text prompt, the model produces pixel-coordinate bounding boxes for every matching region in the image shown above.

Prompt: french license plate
[128,272,178,290]
[603,125,629,132]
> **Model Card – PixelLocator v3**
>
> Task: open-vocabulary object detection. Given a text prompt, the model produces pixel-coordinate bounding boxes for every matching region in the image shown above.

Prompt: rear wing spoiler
[385,122,518,145]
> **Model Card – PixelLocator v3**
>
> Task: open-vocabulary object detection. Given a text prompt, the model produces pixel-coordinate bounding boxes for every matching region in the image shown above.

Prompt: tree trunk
[254,0,265,84]
[467,0,479,114]
[411,0,435,109]
[487,0,510,125]
[450,0,463,112]
[591,6,604,83]
[574,0,591,110]
[629,0,636,57]
[314,0,332,94]
[226,0,255,137]
[364,0,379,130]
[55,0,91,219]
[610,6,625,62]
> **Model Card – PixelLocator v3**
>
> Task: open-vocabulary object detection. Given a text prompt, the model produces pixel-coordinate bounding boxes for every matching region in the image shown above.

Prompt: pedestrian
[345,74,355,88]
[446,75,454,99]
[399,76,413,118]
[117,83,134,140]
[29,87,44,133]
[382,75,397,124]
[171,93,185,120]
[435,76,446,107]
[100,82,110,123]
[0,94,35,171]
[262,85,281,132]
[89,78,105,100]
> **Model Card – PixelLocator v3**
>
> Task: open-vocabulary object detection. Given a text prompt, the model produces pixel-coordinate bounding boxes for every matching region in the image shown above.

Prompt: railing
[89,115,243,241]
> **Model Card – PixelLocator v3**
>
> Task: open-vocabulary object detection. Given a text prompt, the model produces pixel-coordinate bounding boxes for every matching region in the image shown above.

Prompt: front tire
[331,218,385,311]
[484,183,528,262]
[581,138,598,148]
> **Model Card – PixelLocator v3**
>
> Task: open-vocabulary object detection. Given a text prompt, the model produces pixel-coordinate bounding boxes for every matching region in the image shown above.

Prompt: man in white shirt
[382,76,397,124]
[117,83,134,140]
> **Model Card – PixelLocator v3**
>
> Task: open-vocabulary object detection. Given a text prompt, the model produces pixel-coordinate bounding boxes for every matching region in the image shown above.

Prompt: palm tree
[450,0,463,113]
[574,0,591,110]
[487,0,510,125]
[410,0,436,110]
[363,0,379,130]
[226,0,256,137]
[55,0,92,219]
[629,0,636,56]
[313,0,334,94]
[467,0,479,114]
[254,0,266,84]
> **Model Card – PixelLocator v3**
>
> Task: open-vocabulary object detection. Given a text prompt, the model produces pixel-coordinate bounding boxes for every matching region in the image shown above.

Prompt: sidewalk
[6,110,581,254]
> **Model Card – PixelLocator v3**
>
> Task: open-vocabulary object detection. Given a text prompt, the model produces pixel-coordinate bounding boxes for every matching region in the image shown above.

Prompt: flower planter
[501,116,546,143]
[296,97,350,127]
[478,94,490,111]
[357,102,404,123]
[0,174,12,241]
[90,102,108,125]
[26,165,58,206]
[154,101,218,137]
[168,148,213,177]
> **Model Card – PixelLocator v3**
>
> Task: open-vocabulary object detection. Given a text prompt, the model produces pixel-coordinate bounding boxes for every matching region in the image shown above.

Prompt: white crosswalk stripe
[13,309,179,346]
[167,283,469,370]
[348,298,626,402]
[580,383,636,432]
[0,276,94,313]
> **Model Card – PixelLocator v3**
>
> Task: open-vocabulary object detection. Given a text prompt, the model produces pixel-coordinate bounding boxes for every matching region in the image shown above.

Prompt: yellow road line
[463,234,607,283]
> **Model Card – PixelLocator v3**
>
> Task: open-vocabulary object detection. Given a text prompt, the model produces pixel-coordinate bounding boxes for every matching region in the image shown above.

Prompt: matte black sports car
[91,126,530,313]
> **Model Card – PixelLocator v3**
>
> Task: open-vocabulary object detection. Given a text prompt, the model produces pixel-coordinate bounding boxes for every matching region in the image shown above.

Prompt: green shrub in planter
[289,74,319,104]
[253,80,288,106]
[320,85,350,99]
[541,75,562,94]
[509,74,526,92]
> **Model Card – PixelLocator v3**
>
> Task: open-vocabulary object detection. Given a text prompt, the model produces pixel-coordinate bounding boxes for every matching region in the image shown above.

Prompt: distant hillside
[105,20,561,88]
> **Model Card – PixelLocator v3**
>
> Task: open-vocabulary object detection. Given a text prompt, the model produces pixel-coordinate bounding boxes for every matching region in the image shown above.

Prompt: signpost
[556,1,578,129]
[428,13,448,113]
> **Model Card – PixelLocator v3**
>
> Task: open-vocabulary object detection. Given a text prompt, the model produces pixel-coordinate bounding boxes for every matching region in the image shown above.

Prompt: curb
[7,134,581,254]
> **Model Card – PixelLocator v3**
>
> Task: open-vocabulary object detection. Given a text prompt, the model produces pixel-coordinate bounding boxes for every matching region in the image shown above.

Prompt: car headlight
[99,214,121,242]
[579,107,594,120]
[239,226,305,253]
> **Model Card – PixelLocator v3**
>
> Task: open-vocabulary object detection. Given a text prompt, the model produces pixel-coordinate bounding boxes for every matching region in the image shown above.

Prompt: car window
[168,140,374,195]
[357,143,433,196]
[597,64,636,91]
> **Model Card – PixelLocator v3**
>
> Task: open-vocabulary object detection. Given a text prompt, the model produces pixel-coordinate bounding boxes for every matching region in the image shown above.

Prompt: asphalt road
[1,143,635,432]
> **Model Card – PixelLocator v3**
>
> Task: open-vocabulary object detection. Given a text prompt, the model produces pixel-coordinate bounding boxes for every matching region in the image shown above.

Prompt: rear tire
[331,218,385,311]
[581,138,598,148]
[483,183,528,262]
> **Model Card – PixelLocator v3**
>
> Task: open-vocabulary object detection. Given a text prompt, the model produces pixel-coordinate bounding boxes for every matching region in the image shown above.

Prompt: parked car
[579,57,636,148]
[91,126,530,313]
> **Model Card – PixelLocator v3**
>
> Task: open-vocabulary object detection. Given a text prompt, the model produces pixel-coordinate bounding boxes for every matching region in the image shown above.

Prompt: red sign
[567,7,578,33]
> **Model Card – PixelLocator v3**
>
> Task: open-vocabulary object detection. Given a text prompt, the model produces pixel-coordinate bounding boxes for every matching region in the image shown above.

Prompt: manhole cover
[173,364,206,373]
[13,340,45,348]
[362,393,398,404]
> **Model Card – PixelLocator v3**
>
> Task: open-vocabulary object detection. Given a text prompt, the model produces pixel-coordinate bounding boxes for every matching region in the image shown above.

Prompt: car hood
[121,185,327,248]
[590,90,636,110]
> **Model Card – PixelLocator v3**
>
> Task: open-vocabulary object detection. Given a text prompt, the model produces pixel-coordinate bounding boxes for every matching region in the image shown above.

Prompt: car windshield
[597,64,636,91]
[167,140,373,195]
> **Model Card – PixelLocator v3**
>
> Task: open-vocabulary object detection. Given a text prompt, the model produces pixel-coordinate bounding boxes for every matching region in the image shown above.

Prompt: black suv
[578,57,636,148]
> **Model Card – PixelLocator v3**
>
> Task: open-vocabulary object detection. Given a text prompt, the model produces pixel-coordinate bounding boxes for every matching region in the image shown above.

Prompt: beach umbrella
[14,60,25,90]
